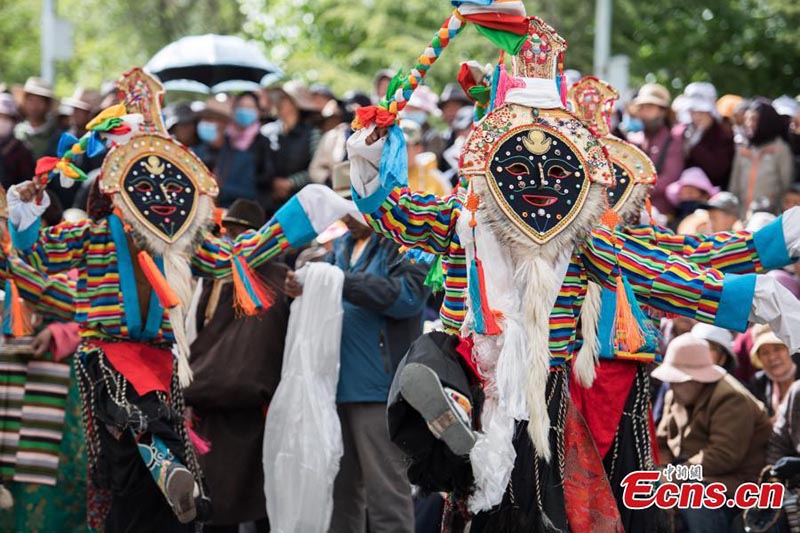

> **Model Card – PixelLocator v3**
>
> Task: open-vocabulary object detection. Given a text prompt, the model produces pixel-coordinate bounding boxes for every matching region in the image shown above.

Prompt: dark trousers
[330,402,414,533]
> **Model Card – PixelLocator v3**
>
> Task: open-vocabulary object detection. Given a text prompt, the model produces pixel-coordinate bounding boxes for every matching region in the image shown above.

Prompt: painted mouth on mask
[150,205,177,216]
[522,195,557,207]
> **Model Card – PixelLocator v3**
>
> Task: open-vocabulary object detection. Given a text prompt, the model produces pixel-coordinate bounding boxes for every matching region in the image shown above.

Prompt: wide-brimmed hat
[63,87,101,112]
[750,324,788,369]
[0,93,18,118]
[164,103,197,130]
[691,323,734,360]
[666,167,720,207]
[632,83,671,109]
[23,77,54,99]
[773,95,800,118]
[405,85,441,116]
[195,97,233,122]
[222,199,265,230]
[651,333,726,383]
[439,83,470,106]
[717,94,744,119]
[701,191,740,217]
[274,80,322,112]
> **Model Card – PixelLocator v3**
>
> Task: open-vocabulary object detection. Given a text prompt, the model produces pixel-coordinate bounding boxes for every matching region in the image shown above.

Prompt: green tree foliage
[0,0,796,98]
[241,0,799,97]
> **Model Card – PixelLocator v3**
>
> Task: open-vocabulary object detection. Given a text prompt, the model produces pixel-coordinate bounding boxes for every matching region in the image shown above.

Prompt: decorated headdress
[31,68,226,386]
[568,76,657,221]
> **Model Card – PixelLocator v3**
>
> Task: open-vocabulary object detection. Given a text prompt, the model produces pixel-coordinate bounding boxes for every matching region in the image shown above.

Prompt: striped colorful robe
[352,185,760,368]
[7,211,304,345]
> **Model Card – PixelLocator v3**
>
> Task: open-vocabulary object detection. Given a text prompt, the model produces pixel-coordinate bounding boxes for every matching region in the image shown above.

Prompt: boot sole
[399,363,476,456]
[166,468,197,524]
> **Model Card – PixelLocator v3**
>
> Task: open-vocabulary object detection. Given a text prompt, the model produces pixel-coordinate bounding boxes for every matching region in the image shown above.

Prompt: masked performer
[566,76,800,531]
[6,69,359,531]
[345,5,800,532]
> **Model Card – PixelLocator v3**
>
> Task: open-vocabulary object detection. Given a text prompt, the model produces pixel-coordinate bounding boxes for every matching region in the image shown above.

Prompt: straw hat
[651,333,726,383]
[275,81,323,112]
[750,324,788,369]
[195,97,233,122]
[23,77,54,99]
[632,83,671,109]
[63,87,101,112]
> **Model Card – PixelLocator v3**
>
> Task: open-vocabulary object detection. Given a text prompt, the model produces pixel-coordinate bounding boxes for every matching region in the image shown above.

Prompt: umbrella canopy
[145,34,283,94]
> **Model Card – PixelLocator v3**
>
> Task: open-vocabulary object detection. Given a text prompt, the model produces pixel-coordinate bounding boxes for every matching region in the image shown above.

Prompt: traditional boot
[136,433,197,524]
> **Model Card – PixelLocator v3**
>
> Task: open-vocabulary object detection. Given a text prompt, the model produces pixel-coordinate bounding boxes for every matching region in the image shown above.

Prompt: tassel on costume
[599,208,647,353]
[8,281,32,337]
[230,253,274,317]
[469,258,502,336]
[188,427,211,455]
[557,52,567,107]
[137,251,193,387]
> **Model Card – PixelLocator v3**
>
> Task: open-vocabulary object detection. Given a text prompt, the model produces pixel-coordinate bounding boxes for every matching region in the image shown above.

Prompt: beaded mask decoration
[101,68,218,244]
[568,76,656,213]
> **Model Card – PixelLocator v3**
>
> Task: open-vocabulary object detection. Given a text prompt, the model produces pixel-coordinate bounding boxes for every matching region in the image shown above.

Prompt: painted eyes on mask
[163,182,184,194]
[505,162,530,176]
[132,180,154,193]
[547,165,570,180]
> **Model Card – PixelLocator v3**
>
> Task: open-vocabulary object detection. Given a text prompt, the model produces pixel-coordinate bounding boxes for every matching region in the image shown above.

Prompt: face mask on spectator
[234,107,259,128]
[402,110,428,127]
[197,120,219,144]
[622,114,643,133]
[0,117,13,138]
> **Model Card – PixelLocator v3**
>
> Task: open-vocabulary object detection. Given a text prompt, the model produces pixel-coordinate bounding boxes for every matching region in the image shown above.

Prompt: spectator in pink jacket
[628,84,685,218]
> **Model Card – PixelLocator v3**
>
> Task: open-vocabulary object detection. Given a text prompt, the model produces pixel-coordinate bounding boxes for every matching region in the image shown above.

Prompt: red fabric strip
[462,13,530,35]
[95,341,173,395]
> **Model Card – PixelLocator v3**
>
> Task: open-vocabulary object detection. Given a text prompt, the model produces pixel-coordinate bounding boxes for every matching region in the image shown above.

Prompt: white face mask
[0,117,13,138]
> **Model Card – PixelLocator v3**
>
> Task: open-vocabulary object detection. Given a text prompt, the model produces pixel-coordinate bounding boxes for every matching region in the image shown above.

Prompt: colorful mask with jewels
[100,69,218,245]
[460,20,614,245]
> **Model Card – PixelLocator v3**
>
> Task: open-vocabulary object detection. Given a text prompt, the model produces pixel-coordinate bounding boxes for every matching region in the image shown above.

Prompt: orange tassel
[8,281,32,337]
[613,274,646,352]
[230,255,274,317]
[213,207,227,235]
[644,197,655,226]
[137,251,180,309]
[113,206,132,232]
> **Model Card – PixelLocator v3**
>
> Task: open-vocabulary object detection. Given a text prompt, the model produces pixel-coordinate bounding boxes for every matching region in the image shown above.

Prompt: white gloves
[7,182,51,231]
[295,184,366,231]
[345,125,384,198]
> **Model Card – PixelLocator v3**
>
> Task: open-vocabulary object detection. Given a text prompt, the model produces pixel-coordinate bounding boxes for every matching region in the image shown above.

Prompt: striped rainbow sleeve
[626,224,763,274]
[191,220,290,278]
[583,227,755,332]
[6,256,75,323]
[352,185,463,255]
[11,218,92,275]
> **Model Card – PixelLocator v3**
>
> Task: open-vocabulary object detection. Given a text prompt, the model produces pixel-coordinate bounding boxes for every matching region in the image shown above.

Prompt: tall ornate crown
[511,17,567,80]
[567,76,618,137]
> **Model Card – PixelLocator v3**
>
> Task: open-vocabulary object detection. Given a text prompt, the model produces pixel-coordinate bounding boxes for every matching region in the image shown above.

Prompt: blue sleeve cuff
[351,183,393,217]
[753,215,793,270]
[274,195,317,248]
[10,218,41,250]
[714,273,757,332]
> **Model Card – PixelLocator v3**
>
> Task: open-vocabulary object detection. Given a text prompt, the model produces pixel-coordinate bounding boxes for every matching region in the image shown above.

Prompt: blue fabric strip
[753,215,793,270]
[378,125,408,191]
[109,214,143,340]
[714,273,757,332]
[274,196,316,248]
[352,182,392,217]
[10,218,41,251]
[141,256,165,341]
[597,286,617,359]
[2,280,11,336]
